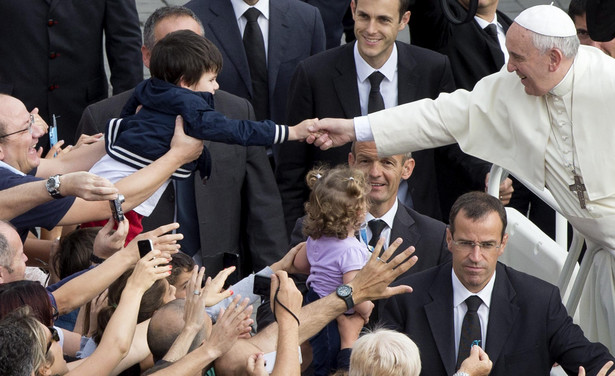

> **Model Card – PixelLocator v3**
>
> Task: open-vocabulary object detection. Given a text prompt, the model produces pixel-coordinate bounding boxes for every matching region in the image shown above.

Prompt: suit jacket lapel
[390,202,420,255]
[485,263,519,365]
[267,0,291,101]
[333,43,362,118]
[208,1,253,95]
[397,42,420,104]
[425,264,457,375]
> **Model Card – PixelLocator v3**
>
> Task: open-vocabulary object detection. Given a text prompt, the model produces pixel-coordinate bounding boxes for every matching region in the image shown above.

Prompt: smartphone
[137,239,154,258]
[49,115,58,147]
[253,274,272,296]
[109,194,125,222]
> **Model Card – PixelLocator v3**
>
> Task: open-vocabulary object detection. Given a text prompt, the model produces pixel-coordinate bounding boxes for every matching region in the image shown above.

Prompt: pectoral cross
[569,174,587,209]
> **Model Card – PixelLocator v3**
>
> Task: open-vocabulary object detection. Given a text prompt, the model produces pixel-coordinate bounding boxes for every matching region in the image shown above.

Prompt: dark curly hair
[303,165,370,240]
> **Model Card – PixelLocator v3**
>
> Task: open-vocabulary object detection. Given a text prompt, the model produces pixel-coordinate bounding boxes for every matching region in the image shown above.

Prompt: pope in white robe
[309,5,615,352]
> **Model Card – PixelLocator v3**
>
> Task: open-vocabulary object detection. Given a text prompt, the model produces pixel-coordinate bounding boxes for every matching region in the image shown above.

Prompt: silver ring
[376,257,386,264]
[499,195,503,199]
[193,290,201,296]
[154,265,158,269]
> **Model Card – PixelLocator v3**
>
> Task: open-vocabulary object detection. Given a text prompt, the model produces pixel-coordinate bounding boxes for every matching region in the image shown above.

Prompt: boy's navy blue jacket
[105,78,289,181]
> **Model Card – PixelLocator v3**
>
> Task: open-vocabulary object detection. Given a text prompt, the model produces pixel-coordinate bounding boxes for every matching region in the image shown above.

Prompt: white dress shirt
[354,42,398,116]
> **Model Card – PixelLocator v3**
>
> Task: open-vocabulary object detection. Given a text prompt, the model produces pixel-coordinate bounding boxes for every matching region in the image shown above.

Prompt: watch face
[337,284,352,297]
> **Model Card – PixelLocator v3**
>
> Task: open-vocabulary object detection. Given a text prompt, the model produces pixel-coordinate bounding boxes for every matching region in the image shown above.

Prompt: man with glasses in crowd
[380,192,615,376]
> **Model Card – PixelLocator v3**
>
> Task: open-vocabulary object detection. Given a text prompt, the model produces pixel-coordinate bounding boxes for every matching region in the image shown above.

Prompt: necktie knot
[465,295,482,312]
[368,71,385,92]
[368,219,387,247]
[484,24,499,42]
[244,7,261,22]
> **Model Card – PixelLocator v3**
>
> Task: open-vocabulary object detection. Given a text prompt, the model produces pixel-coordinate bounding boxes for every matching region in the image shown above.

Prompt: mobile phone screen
[137,239,153,258]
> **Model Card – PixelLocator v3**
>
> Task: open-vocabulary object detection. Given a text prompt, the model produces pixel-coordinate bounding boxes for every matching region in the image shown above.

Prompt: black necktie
[457,295,483,370]
[368,219,387,248]
[367,71,385,114]
[243,8,269,120]
[484,24,499,45]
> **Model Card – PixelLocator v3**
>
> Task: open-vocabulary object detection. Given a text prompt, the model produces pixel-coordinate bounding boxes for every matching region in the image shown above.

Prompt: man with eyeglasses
[380,191,615,376]
[0,93,203,246]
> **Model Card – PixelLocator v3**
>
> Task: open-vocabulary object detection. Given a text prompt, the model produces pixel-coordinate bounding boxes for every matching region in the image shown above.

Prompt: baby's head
[303,165,370,240]
[150,29,222,94]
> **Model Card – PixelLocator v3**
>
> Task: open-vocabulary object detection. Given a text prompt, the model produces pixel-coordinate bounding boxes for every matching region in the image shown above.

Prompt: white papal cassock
[356,45,615,351]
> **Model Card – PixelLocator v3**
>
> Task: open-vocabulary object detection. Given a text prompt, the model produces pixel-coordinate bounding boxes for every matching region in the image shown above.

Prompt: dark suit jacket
[381,262,615,376]
[408,0,510,221]
[76,89,288,276]
[277,41,456,234]
[185,0,326,123]
[409,0,513,91]
[0,0,143,146]
[290,201,450,277]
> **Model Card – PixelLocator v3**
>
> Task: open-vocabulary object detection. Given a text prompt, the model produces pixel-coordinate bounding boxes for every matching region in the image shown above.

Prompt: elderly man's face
[573,13,615,57]
[0,224,27,284]
[0,97,44,173]
[505,23,557,96]
[446,210,507,293]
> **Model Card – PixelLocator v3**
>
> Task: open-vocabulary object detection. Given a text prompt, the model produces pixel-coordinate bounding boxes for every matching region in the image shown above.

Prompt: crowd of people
[1,0,615,375]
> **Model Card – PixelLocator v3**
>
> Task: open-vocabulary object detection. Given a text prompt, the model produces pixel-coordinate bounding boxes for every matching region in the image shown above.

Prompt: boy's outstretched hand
[287,118,319,141]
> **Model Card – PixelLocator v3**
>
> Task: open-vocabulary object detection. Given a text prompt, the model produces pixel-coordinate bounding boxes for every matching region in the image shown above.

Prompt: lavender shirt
[306,236,370,298]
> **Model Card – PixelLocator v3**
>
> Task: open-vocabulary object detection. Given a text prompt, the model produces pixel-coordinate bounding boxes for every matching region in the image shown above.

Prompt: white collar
[452,266,496,309]
[365,199,398,229]
[474,13,500,29]
[0,160,26,176]
[231,0,270,21]
[549,58,575,97]
[354,41,398,83]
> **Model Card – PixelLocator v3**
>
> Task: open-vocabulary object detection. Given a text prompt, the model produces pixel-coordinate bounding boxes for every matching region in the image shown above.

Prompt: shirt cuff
[354,116,374,142]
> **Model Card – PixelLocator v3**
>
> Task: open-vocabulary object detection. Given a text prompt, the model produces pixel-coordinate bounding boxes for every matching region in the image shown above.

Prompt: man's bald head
[147,299,206,362]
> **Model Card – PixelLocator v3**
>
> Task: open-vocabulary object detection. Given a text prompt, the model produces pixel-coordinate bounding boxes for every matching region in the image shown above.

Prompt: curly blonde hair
[303,165,370,239]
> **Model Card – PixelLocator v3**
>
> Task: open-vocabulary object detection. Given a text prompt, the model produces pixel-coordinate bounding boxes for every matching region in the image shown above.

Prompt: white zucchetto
[514,4,577,37]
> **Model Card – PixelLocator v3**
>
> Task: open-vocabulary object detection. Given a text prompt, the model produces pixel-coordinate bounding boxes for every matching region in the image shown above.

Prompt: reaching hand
[458,345,492,376]
[288,118,318,141]
[92,217,129,259]
[184,266,210,333]
[347,237,417,303]
[44,140,72,159]
[126,222,182,260]
[246,353,269,376]
[204,267,235,307]
[269,271,302,326]
[73,133,103,150]
[305,118,356,150]
[126,250,172,293]
[60,171,119,201]
[207,296,254,358]
[336,312,365,349]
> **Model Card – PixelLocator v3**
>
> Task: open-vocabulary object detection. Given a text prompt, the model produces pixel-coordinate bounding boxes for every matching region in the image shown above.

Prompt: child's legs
[305,288,340,376]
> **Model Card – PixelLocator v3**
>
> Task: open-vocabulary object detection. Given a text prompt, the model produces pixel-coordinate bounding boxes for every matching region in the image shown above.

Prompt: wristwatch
[336,284,354,310]
[46,174,63,199]
[453,372,470,376]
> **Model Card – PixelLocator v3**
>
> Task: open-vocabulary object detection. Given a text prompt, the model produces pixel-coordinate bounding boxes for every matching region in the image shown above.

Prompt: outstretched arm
[58,116,203,225]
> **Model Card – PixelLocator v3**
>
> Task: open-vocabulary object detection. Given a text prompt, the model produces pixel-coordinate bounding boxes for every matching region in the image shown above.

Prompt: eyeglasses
[451,239,502,251]
[0,114,34,138]
[46,326,60,354]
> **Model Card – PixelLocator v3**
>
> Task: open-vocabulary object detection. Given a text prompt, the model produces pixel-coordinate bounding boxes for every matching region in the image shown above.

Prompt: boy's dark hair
[150,30,223,87]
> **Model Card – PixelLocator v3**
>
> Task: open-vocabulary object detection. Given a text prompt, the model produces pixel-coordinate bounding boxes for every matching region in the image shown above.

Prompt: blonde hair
[349,328,421,376]
[303,165,370,239]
